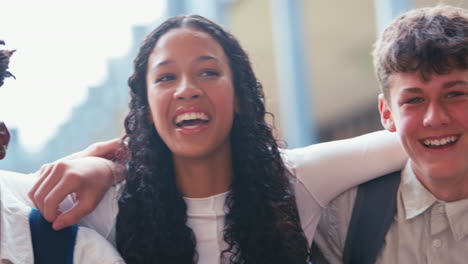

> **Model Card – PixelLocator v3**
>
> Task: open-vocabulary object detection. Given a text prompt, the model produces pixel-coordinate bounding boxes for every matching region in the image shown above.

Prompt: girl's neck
[173,144,233,198]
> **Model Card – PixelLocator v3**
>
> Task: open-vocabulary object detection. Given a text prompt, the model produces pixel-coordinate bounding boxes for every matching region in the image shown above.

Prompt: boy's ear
[378,94,396,132]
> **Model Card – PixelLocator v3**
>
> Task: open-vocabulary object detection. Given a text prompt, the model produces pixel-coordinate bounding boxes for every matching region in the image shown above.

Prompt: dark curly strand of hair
[117,15,309,264]
[0,40,16,88]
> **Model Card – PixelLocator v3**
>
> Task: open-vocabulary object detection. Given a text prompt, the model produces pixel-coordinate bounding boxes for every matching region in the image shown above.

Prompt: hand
[28,138,125,230]
[29,157,116,230]
[0,121,10,160]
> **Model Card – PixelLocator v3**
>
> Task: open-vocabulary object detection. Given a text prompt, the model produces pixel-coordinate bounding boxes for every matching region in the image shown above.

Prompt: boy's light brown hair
[373,5,468,100]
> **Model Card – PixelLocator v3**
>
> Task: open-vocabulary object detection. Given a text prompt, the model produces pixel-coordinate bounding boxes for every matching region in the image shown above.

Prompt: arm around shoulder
[284,130,406,206]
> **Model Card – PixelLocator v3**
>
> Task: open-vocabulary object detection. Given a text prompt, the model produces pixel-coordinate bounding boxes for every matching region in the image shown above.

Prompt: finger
[28,164,53,208]
[42,177,81,222]
[52,197,95,230]
[32,163,66,214]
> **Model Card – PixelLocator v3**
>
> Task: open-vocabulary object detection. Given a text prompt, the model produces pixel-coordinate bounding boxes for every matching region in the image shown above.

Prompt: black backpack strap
[342,171,401,264]
[29,208,78,264]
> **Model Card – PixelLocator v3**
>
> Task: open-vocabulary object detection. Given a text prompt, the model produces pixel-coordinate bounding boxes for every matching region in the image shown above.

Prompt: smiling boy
[312,5,468,263]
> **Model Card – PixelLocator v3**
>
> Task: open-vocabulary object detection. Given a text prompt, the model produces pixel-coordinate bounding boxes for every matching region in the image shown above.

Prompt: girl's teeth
[175,112,208,124]
[184,124,198,129]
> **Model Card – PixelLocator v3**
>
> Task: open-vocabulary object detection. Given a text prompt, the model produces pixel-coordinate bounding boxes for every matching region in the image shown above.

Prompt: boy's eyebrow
[442,80,468,89]
[401,80,468,93]
[401,87,423,93]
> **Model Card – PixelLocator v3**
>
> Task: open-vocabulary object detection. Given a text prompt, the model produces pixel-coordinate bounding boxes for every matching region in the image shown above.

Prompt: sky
[0,0,165,151]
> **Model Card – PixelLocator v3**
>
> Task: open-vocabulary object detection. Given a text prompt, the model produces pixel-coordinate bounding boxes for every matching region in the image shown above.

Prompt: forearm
[285,130,407,206]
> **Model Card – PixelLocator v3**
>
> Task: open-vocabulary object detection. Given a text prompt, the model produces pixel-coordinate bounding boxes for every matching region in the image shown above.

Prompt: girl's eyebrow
[150,56,219,72]
[150,59,174,71]
[196,55,219,63]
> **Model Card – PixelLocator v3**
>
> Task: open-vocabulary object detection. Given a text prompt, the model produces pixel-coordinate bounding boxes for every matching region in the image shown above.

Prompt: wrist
[101,160,121,186]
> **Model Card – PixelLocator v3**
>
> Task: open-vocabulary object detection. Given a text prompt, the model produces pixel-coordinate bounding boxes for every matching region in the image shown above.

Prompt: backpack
[29,208,78,264]
[310,171,401,264]
[342,171,401,264]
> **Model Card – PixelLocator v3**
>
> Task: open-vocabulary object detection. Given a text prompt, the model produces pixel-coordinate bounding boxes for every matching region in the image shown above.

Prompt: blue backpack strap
[342,171,401,264]
[29,208,78,264]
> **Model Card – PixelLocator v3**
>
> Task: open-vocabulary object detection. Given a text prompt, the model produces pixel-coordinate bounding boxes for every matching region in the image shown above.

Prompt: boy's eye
[156,74,175,83]
[447,91,464,98]
[404,97,424,104]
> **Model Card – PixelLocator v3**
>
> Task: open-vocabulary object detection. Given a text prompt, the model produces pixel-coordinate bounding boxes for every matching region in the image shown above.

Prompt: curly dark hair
[373,5,468,99]
[116,15,309,263]
[0,40,15,87]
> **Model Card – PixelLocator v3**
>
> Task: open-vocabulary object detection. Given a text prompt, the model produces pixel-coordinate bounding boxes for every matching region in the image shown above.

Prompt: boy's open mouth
[421,135,459,149]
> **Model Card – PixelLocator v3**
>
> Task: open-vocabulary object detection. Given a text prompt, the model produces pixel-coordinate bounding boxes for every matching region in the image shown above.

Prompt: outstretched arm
[283,130,406,207]
[29,138,125,230]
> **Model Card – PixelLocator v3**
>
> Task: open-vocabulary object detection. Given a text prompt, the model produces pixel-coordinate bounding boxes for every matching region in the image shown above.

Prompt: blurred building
[228,0,468,142]
[0,25,152,172]
[2,0,467,172]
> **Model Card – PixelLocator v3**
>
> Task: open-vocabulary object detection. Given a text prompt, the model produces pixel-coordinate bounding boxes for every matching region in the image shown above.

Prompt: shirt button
[432,239,442,248]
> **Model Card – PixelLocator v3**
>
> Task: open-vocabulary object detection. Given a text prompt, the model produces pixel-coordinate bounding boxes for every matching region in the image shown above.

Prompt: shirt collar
[400,161,438,220]
[445,197,468,241]
[400,160,468,240]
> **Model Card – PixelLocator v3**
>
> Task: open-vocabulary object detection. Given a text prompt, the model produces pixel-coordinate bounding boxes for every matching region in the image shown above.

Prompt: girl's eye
[155,74,175,83]
[200,70,220,77]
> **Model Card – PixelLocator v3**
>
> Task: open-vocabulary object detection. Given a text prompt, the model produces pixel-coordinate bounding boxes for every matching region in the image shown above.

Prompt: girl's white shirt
[0,130,406,264]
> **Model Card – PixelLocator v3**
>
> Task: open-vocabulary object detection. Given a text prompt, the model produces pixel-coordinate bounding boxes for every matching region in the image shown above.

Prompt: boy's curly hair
[373,5,468,100]
[0,40,15,87]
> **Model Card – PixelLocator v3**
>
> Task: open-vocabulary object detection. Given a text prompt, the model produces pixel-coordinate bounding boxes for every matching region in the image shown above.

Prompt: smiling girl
[29,15,407,264]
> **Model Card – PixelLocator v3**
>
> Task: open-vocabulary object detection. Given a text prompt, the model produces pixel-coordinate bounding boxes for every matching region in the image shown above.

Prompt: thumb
[52,199,93,230]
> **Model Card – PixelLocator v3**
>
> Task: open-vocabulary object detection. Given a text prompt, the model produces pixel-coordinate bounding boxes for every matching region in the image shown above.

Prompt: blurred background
[1,0,467,173]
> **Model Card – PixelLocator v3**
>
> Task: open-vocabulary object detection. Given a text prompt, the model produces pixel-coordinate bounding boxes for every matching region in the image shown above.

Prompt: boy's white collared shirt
[314,161,468,263]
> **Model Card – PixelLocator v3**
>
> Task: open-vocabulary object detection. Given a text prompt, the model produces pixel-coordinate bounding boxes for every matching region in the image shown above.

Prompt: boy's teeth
[423,136,457,147]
